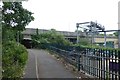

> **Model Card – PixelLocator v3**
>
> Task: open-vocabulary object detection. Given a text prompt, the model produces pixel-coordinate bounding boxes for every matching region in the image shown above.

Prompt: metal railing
[48,45,120,79]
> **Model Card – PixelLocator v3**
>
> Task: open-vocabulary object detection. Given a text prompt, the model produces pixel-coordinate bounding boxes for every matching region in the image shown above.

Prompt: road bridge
[21,28,85,46]
[21,28,118,48]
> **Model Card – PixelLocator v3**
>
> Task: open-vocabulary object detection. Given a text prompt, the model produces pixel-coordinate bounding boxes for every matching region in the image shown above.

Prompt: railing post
[118,50,120,79]
[118,30,120,48]
[77,54,80,71]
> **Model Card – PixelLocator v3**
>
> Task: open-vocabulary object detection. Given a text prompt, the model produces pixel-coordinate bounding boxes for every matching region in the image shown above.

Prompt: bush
[2,41,28,78]
[78,38,90,46]
[31,29,72,49]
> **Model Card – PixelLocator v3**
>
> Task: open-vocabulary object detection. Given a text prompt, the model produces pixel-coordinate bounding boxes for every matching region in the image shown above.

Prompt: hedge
[2,41,28,78]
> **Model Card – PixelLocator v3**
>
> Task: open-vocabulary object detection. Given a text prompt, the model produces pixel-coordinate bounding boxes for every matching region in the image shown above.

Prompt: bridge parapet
[22,28,85,39]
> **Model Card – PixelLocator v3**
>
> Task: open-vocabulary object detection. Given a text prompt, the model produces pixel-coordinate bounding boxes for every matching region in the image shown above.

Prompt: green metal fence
[46,44,120,79]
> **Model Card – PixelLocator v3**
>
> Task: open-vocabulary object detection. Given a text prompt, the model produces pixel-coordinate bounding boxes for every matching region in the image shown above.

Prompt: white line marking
[35,54,39,80]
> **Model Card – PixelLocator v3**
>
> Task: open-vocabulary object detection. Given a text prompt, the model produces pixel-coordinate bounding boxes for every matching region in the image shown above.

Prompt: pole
[90,22,93,46]
[118,1,120,48]
[76,23,79,44]
[104,31,107,47]
[92,22,96,44]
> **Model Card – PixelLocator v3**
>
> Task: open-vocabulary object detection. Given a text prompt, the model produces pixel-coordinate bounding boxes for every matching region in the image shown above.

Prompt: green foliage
[75,30,82,33]
[1,2,33,78]
[76,44,120,51]
[78,38,90,46]
[108,34,113,36]
[32,29,72,48]
[2,2,34,31]
[2,29,16,42]
[36,28,39,35]
[113,31,118,37]
[2,41,28,78]
[99,34,104,36]
[2,2,34,42]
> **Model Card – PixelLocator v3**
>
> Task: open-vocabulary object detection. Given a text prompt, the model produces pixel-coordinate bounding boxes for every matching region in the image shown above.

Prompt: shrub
[31,29,72,49]
[2,41,28,78]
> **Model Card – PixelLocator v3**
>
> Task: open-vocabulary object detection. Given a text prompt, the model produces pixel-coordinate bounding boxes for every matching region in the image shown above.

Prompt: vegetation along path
[23,49,79,78]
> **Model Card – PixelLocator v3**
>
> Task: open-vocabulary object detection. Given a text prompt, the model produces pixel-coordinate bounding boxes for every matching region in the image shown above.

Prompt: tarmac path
[23,49,77,79]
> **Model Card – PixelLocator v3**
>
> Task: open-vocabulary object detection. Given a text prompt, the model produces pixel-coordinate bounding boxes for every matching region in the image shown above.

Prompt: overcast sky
[22,0,119,32]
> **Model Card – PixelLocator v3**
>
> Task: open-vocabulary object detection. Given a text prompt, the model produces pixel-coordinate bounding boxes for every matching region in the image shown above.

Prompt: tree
[1,2,34,78]
[2,2,34,31]
[113,31,118,37]
[78,38,90,46]
[2,2,34,41]
[31,29,72,48]
[2,41,28,78]
[75,29,82,33]
[36,28,39,35]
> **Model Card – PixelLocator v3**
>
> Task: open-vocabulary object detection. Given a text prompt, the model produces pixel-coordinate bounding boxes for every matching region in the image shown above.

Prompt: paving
[23,49,77,78]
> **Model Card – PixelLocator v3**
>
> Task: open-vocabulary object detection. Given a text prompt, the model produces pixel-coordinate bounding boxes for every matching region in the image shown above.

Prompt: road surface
[23,49,77,78]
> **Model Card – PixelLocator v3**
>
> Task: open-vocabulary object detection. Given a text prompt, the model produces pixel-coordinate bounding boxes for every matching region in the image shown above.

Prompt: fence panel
[48,45,120,79]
